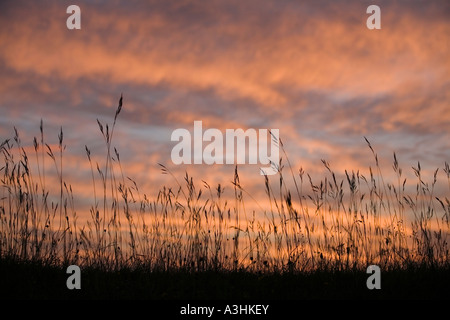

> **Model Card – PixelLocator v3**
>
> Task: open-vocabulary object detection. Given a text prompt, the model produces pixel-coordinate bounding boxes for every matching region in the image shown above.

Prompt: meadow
[1,96,449,299]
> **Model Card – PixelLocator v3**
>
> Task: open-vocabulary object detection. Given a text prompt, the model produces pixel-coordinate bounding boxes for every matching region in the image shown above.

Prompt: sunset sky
[0,0,449,219]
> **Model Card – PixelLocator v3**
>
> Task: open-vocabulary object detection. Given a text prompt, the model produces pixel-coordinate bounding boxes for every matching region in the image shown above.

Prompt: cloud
[2,1,445,105]
[0,0,449,221]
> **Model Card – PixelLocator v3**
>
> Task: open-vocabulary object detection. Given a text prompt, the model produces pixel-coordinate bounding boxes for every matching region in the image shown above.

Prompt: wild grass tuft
[1,95,448,274]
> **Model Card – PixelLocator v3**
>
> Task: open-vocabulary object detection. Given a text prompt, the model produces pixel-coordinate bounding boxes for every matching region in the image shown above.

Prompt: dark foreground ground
[1,258,449,301]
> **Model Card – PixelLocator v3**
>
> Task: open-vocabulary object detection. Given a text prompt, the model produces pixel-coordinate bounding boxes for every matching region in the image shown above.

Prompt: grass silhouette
[1,95,449,299]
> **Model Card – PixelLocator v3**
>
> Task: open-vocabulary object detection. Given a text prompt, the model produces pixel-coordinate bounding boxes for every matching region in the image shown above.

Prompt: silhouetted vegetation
[1,96,449,299]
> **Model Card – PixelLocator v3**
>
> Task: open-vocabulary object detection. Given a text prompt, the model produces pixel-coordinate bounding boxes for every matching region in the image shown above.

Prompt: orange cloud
[1,0,449,230]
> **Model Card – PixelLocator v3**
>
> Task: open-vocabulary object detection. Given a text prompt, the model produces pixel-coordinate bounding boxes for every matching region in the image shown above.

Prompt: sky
[0,0,449,221]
